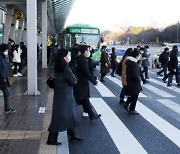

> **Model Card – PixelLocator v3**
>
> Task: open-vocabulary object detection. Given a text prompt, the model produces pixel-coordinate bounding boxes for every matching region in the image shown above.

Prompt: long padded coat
[126,56,142,96]
[48,65,78,132]
[73,55,97,102]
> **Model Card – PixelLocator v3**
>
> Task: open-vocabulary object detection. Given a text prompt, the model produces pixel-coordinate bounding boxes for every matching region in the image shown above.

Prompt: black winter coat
[126,56,142,96]
[48,65,78,132]
[74,55,97,103]
[160,51,169,67]
[0,53,8,89]
[168,51,179,74]
[110,52,117,68]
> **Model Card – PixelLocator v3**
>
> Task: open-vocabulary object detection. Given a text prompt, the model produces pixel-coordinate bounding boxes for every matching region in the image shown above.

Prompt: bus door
[65,34,71,50]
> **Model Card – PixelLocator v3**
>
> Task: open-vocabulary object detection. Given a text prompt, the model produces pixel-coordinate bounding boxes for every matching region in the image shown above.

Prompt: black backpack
[159,52,164,63]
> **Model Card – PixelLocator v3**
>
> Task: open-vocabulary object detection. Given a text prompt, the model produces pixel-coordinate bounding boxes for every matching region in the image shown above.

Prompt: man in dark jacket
[123,49,142,114]
[110,47,117,77]
[142,45,150,79]
[0,43,16,113]
[74,45,101,120]
[167,46,180,86]
[157,47,169,78]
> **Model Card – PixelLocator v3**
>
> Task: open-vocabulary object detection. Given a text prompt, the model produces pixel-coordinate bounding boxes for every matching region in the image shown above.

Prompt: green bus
[62,24,102,62]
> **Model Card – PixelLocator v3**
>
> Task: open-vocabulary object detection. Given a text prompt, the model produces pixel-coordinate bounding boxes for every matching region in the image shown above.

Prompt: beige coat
[121,56,128,86]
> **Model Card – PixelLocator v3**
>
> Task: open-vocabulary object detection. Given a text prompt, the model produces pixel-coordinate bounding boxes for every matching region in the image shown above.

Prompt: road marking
[90,98,147,154]
[38,107,45,113]
[156,99,180,114]
[149,78,180,94]
[95,80,115,97]
[142,84,175,97]
[106,76,147,98]
[57,131,69,154]
[136,101,180,148]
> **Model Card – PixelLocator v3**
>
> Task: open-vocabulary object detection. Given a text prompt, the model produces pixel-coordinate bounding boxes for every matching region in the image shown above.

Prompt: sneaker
[82,112,89,117]
[17,72,22,77]
[129,110,139,115]
[4,109,16,113]
[162,79,166,83]
[13,74,18,77]
[90,114,101,121]
[143,80,149,84]
[157,72,163,77]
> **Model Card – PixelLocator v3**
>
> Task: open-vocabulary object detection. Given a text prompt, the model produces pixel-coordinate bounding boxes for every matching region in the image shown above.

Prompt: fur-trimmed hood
[126,56,138,63]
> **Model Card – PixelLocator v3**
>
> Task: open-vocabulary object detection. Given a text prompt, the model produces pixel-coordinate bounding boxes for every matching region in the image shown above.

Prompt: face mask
[4,51,8,56]
[67,55,71,63]
[86,51,91,58]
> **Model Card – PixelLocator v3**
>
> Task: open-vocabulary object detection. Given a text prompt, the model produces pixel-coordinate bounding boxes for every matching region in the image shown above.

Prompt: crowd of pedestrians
[1,39,180,145]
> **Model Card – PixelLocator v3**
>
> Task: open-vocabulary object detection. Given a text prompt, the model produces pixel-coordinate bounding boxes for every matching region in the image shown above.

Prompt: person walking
[100,45,110,82]
[119,48,133,105]
[142,45,151,79]
[12,44,22,77]
[166,45,180,87]
[157,47,169,78]
[110,47,117,77]
[47,48,82,145]
[123,49,142,114]
[73,45,101,120]
[0,43,16,113]
[138,47,149,84]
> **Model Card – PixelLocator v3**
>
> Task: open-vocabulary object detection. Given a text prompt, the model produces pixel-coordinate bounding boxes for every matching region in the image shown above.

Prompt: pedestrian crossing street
[90,70,180,153]
[58,69,180,154]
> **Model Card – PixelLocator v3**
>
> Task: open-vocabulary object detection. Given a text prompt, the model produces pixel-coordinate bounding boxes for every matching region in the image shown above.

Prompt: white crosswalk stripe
[156,99,180,114]
[90,98,148,154]
[106,76,147,98]
[136,101,180,148]
[149,78,180,94]
[95,80,115,97]
[142,84,175,97]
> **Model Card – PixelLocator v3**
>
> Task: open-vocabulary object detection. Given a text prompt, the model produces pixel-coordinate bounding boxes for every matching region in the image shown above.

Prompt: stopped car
[153,44,180,68]
[107,48,126,63]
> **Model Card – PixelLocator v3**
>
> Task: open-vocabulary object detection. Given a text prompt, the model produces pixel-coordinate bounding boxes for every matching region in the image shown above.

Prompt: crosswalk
[58,71,180,154]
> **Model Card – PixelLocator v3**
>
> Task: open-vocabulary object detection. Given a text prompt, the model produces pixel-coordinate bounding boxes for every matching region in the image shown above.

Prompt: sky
[65,0,180,31]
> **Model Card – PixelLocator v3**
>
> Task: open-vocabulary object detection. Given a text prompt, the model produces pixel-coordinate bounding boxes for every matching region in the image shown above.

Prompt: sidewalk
[0,67,56,154]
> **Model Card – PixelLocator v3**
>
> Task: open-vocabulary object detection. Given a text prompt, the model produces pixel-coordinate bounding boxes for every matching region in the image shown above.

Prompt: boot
[47,131,61,145]
[67,129,83,142]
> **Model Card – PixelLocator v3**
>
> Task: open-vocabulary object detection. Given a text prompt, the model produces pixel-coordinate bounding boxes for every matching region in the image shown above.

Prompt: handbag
[46,75,55,89]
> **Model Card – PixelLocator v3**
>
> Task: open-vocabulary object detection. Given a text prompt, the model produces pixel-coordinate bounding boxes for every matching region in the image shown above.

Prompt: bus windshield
[74,34,100,49]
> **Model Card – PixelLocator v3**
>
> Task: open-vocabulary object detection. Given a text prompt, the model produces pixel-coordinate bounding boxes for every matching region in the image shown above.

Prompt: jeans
[157,66,167,77]
[126,94,139,111]
[142,66,149,78]
[1,87,10,110]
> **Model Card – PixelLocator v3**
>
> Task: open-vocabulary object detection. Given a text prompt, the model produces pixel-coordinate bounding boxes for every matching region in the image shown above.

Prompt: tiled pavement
[0,67,56,154]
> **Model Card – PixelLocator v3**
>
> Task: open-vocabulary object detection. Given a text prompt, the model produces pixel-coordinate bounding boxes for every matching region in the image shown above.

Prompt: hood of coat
[126,56,138,63]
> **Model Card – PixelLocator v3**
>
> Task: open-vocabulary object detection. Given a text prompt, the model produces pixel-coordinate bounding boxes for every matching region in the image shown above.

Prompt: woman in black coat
[123,49,142,114]
[47,48,82,145]
[73,45,101,120]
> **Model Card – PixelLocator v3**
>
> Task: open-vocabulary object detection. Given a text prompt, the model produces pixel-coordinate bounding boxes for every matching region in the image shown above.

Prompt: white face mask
[86,51,91,58]
[64,55,71,63]
[4,50,8,56]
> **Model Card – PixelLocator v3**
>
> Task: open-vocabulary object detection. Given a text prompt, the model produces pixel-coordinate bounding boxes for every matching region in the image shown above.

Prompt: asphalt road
[58,65,180,154]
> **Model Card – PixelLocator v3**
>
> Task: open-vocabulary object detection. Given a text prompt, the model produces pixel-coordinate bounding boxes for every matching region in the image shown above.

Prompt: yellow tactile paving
[38,89,56,154]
